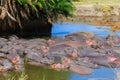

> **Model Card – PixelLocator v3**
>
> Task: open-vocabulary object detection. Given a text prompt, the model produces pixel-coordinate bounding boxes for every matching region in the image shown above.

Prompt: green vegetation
[17,0,75,18]
[7,72,28,80]
[0,0,74,28]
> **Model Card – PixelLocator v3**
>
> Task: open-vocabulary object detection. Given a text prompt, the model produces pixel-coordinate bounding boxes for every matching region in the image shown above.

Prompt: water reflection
[25,64,116,80]
[52,22,120,38]
[25,64,71,80]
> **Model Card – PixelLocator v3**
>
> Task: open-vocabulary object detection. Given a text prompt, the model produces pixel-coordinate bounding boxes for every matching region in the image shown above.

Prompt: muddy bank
[0,32,120,75]
[58,4,120,23]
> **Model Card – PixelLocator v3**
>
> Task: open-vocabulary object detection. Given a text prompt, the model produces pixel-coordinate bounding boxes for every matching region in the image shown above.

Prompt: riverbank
[58,0,120,23]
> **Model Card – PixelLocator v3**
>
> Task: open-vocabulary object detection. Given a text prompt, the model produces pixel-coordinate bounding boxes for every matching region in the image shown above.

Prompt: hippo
[27,61,47,67]
[106,32,120,47]
[65,32,95,41]
[49,43,71,52]
[7,53,20,64]
[8,35,19,41]
[69,63,93,75]
[0,59,13,72]
[75,58,100,69]
[86,55,119,68]
[49,41,82,52]
[47,36,64,46]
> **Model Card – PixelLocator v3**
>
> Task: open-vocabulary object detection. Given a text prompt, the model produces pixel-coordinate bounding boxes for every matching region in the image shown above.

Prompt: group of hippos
[0,31,120,75]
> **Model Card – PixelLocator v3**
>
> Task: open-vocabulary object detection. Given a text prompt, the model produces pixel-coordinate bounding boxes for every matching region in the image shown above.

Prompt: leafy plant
[17,0,75,20]
[0,0,75,28]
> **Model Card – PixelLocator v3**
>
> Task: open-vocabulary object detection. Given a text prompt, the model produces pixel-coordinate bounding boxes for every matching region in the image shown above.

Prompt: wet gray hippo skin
[0,32,120,75]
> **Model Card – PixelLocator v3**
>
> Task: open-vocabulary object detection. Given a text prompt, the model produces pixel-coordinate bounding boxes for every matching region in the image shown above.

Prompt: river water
[51,22,120,80]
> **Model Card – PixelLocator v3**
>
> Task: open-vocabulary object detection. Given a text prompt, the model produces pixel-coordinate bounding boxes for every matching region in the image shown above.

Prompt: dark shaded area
[0,19,52,38]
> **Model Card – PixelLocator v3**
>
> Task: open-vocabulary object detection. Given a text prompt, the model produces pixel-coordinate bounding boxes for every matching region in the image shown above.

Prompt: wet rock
[69,63,93,75]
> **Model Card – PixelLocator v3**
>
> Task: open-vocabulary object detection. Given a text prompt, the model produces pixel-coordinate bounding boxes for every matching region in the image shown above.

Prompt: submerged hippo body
[49,43,70,52]
[87,55,119,68]
[65,32,95,41]
[69,63,93,75]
